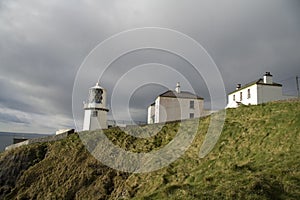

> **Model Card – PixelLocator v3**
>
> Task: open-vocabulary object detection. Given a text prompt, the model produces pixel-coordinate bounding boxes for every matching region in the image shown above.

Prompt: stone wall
[5,129,75,151]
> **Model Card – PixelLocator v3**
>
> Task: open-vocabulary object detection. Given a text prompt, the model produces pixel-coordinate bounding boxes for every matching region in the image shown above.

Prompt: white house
[83,82,109,130]
[147,83,204,124]
[227,72,292,108]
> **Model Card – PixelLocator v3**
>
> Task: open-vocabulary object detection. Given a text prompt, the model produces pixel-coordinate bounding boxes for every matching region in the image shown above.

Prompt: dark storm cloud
[0,0,299,132]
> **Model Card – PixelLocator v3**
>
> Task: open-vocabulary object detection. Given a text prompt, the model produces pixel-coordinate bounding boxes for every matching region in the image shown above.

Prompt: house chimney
[236,84,241,90]
[263,72,273,84]
[175,82,181,93]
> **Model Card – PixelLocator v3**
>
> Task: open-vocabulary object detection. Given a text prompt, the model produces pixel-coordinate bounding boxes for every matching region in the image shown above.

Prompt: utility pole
[297,76,299,98]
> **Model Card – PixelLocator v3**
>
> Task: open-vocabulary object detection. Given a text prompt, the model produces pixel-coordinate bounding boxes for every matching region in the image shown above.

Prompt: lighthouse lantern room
[83,82,109,130]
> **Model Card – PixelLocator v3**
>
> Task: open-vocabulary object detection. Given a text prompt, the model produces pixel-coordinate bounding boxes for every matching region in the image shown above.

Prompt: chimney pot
[236,84,241,90]
[263,72,273,84]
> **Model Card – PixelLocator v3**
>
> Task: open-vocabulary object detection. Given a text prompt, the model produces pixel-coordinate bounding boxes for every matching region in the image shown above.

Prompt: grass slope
[0,100,299,199]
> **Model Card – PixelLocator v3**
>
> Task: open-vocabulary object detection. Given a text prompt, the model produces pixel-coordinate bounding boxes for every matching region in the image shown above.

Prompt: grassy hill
[0,100,299,199]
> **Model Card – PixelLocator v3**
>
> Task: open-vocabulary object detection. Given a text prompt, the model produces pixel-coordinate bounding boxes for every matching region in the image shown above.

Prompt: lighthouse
[83,82,109,130]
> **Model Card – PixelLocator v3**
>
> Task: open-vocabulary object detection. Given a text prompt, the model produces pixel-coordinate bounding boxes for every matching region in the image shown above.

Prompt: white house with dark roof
[147,83,204,124]
[227,72,293,108]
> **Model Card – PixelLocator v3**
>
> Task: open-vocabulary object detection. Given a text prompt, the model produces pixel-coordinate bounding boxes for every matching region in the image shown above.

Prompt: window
[94,89,103,103]
[247,89,251,99]
[233,95,236,101]
[190,100,194,109]
[190,113,194,119]
[89,89,103,103]
[240,92,243,101]
[92,110,98,117]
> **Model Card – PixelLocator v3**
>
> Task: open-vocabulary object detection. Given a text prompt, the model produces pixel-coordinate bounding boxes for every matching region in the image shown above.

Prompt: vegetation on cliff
[0,100,299,199]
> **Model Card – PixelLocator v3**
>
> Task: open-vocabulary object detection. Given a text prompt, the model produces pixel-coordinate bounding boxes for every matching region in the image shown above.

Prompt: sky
[0,0,299,133]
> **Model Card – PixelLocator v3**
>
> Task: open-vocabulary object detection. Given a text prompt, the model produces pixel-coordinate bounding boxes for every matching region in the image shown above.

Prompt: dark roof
[159,90,203,100]
[229,78,282,95]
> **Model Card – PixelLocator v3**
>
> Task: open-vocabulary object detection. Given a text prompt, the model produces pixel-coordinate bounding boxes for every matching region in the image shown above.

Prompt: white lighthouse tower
[83,82,109,130]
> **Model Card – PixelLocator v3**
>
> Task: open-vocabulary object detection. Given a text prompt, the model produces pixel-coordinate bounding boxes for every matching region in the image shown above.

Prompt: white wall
[154,97,203,123]
[257,85,282,104]
[92,110,107,130]
[83,110,91,130]
[154,97,160,123]
[147,105,155,124]
[84,109,108,130]
[281,95,298,100]
[227,84,284,108]
[227,85,258,108]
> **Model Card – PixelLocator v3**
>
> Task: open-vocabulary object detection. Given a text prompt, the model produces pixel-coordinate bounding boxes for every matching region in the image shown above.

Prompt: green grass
[0,100,299,199]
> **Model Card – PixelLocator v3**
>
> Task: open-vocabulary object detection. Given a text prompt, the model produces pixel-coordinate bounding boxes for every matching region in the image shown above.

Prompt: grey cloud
[0,112,30,124]
[0,0,299,132]
[0,78,45,114]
